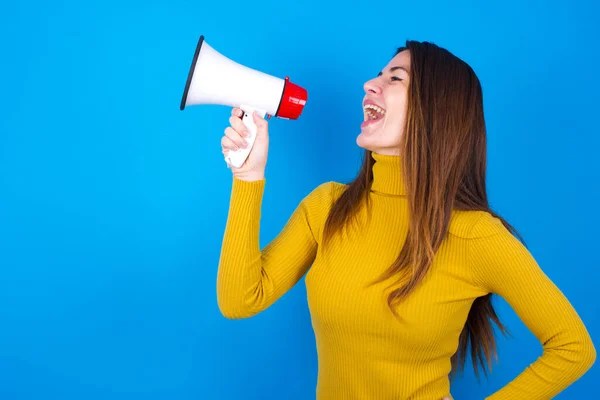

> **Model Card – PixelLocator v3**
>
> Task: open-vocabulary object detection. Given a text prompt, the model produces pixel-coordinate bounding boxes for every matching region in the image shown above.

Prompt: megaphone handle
[225,104,267,168]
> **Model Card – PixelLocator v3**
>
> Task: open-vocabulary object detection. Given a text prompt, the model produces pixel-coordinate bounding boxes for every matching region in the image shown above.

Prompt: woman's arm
[217,177,331,319]
[469,213,596,399]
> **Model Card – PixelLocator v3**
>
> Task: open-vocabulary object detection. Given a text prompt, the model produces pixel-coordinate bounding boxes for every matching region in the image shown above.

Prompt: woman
[216,40,596,399]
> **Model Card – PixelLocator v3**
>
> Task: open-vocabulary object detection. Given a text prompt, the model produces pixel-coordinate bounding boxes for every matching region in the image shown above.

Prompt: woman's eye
[391,76,402,82]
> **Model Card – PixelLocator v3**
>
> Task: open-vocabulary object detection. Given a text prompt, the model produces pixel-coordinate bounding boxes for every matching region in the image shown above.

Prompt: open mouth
[362,103,386,126]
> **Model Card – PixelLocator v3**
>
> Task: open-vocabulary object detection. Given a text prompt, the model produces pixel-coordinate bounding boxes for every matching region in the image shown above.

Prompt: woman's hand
[221,107,269,181]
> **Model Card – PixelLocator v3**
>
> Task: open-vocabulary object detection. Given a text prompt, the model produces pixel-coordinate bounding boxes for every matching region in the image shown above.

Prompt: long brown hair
[322,40,525,379]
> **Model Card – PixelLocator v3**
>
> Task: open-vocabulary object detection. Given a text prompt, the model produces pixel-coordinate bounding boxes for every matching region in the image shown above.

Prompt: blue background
[1,0,598,398]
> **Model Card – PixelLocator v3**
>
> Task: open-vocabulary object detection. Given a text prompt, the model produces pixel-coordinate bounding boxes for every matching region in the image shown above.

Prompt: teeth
[364,104,385,120]
[364,104,385,114]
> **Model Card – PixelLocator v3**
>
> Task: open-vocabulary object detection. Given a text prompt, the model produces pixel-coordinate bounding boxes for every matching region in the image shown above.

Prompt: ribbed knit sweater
[217,152,595,399]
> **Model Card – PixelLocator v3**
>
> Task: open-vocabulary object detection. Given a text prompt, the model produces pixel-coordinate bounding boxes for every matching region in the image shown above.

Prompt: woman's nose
[364,79,382,95]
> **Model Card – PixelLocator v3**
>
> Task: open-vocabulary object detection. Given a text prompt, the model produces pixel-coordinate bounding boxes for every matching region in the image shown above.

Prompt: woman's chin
[356,131,376,150]
[356,130,402,154]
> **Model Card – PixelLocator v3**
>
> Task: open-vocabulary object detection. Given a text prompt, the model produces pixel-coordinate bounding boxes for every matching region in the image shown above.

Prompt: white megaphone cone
[180,35,308,168]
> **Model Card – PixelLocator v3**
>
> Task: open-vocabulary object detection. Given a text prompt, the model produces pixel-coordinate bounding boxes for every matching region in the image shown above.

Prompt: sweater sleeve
[216,177,331,319]
[468,214,596,399]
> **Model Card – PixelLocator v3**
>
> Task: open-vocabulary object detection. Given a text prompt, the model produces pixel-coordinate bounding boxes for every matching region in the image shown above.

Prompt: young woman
[216,40,596,399]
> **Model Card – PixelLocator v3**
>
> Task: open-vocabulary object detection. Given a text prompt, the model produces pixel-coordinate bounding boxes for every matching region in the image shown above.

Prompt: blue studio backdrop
[1,0,598,399]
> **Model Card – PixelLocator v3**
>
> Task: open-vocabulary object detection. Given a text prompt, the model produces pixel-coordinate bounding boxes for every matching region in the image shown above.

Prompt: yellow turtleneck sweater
[217,152,595,399]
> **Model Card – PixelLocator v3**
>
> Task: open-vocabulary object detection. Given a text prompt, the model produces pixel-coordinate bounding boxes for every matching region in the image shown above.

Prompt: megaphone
[180,35,308,168]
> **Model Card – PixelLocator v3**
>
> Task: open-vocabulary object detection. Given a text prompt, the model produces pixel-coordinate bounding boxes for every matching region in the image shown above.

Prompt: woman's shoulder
[295,181,347,238]
[448,210,507,239]
[302,181,347,203]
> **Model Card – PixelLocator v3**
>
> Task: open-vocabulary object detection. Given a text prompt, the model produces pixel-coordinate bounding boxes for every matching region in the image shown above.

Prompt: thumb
[252,111,269,140]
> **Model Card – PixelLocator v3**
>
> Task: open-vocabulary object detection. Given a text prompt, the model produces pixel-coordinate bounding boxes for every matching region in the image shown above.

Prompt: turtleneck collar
[370,152,406,196]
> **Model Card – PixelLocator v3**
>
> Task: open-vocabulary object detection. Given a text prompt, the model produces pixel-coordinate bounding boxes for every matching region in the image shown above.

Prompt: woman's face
[356,50,411,156]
